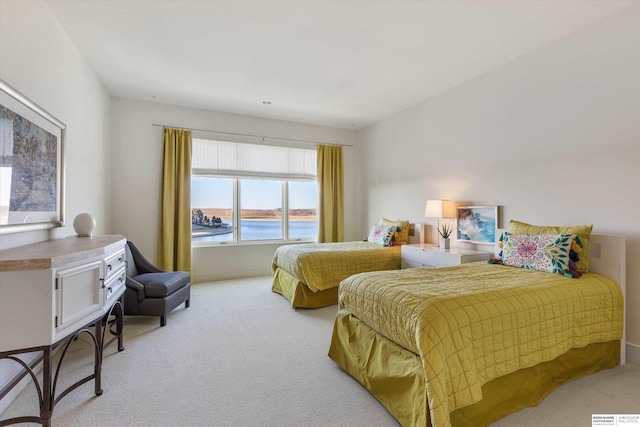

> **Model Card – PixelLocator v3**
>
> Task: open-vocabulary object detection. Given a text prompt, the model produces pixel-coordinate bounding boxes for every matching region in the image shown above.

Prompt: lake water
[192,220,317,243]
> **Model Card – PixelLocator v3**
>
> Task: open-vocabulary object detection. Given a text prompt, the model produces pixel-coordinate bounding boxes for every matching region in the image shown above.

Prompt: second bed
[272,241,401,308]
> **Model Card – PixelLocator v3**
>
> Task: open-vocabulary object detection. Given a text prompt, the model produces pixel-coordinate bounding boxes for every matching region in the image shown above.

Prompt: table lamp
[425,200,454,247]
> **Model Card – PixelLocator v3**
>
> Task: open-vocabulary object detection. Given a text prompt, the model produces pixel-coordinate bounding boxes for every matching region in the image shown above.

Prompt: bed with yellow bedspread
[271,241,401,308]
[329,262,624,427]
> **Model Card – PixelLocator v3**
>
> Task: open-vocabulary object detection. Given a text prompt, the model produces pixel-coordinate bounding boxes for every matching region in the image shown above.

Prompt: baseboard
[193,269,270,283]
[0,370,35,415]
[626,342,640,365]
[0,353,42,415]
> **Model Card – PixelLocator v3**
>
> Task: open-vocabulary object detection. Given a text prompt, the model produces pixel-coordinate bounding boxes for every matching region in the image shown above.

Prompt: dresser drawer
[401,244,490,268]
[401,245,436,267]
[104,249,126,281]
[103,267,126,307]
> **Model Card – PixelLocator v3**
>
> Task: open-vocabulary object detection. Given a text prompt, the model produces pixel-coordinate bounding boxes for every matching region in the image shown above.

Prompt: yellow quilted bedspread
[271,242,401,292]
[337,262,624,427]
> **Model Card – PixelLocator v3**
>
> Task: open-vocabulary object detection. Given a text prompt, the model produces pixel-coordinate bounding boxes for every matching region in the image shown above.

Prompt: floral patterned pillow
[367,224,397,246]
[508,220,592,273]
[501,233,575,274]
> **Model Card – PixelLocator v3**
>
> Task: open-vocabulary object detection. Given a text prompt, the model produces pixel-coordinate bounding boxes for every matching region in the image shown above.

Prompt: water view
[192,178,317,243]
[192,220,317,242]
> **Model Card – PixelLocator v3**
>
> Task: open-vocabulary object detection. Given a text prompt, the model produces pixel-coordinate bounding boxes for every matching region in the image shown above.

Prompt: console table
[0,235,127,427]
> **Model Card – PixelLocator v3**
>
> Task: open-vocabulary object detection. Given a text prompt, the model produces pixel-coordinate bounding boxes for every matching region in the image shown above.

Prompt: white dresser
[0,235,126,352]
[0,235,126,427]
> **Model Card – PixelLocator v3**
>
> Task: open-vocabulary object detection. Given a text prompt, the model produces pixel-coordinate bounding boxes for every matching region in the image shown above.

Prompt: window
[191,139,317,245]
[240,179,282,241]
[288,181,317,240]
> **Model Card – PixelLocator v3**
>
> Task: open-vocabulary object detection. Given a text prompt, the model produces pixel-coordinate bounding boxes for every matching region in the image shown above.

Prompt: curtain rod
[151,123,352,147]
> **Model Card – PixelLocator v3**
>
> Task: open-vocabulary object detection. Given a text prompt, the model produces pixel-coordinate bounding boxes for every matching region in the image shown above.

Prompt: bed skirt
[328,309,620,427]
[271,267,338,308]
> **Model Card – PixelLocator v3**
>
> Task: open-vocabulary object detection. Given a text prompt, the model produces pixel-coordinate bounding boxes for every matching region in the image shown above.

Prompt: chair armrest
[126,277,146,302]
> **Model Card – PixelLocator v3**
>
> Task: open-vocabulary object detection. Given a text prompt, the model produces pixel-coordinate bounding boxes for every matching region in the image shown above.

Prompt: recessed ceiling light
[262,101,271,105]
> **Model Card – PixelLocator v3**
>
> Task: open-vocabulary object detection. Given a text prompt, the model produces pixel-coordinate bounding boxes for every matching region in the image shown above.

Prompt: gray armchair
[124,241,191,326]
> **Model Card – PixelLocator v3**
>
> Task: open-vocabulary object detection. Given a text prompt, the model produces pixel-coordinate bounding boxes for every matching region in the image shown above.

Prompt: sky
[192,177,317,210]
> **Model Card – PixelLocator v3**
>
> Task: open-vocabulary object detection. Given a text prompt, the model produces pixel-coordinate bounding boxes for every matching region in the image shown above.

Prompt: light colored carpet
[1,276,639,426]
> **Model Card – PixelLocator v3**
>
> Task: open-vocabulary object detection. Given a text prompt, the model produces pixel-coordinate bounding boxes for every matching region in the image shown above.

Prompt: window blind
[192,138,316,181]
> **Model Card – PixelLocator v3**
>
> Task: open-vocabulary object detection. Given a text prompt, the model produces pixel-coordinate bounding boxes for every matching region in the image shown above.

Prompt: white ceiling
[45,0,635,130]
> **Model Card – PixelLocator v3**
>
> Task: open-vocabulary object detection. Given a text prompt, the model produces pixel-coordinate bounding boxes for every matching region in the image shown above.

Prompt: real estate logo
[593,414,640,426]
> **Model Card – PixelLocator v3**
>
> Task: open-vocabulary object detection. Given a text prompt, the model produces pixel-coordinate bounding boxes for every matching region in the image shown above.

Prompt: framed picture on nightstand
[456,206,499,245]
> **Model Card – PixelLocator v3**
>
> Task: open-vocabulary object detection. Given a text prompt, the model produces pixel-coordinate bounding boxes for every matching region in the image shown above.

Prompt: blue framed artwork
[456,206,499,245]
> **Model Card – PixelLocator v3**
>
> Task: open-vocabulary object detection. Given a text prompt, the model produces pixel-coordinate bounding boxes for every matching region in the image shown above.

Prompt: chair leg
[160,316,166,327]
[185,299,190,308]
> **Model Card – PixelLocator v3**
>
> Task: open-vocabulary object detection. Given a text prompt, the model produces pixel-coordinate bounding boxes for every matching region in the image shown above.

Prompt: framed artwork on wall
[456,205,499,245]
[0,79,65,234]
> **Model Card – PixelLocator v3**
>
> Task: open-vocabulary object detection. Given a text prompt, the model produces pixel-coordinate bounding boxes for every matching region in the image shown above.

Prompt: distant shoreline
[198,217,316,222]
[245,217,316,221]
[196,208,316,222]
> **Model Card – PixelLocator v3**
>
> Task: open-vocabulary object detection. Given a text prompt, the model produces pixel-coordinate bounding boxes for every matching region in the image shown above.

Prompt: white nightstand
[401,244,491,268]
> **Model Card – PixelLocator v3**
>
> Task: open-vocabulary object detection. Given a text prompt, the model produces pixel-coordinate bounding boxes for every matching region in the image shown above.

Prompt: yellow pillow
[380,218,410,245]
[508,220,593,273]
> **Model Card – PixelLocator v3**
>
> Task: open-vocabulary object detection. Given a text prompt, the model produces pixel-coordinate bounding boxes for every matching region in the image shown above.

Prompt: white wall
[110,98,358,282]
[0,0,112,412]
[0,0,112,249]
[358,6,640,355]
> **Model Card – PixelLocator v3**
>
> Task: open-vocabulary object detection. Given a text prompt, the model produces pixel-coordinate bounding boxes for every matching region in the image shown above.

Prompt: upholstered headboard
[495,230,626,364]
[590,234,626,364]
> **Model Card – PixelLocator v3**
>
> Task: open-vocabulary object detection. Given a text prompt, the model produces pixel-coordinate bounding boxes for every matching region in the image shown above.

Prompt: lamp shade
[425,200,455,218]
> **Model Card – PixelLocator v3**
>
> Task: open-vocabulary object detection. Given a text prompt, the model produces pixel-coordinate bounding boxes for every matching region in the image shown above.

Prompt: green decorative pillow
[502,233,574,274]
[380,218,410,245]
[508,220,592,273]
[367,224,397,246]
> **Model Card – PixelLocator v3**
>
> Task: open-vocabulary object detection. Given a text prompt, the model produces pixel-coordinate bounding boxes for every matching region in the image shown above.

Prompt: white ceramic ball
[73,213,96,237]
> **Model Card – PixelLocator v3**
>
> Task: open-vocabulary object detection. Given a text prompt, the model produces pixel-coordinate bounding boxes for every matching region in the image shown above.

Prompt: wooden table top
[0,235,126,271]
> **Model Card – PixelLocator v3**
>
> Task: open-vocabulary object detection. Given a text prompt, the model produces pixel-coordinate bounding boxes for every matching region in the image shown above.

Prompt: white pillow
[367,224,397,246]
